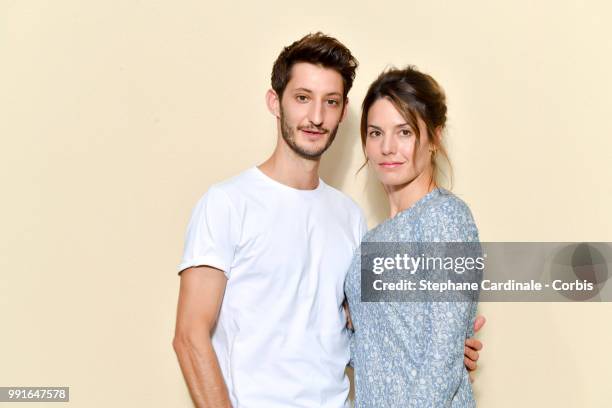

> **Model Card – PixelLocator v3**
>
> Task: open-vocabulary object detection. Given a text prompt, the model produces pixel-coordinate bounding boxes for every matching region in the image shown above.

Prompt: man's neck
[258,139,321,190]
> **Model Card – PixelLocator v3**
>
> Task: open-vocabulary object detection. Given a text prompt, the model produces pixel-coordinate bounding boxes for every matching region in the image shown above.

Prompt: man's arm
[173,266,231,408]
[464,315,486,378]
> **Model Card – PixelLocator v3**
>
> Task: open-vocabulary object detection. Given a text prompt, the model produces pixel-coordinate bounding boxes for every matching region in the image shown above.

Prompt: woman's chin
[375,174,421,191]
[379,179,409,189]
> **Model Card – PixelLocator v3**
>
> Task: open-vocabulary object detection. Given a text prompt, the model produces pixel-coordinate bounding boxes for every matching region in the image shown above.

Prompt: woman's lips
[379,162,404,168]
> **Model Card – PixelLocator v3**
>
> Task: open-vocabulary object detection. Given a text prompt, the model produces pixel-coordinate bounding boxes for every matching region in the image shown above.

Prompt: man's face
[278,62,347,160]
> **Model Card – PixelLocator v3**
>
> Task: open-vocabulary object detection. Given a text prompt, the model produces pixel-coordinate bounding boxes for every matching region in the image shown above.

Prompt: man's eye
[296,95,309,102]
[327,99,339,106]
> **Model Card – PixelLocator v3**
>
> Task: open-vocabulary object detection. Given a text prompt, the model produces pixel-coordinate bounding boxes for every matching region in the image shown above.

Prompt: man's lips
[300,128,327,140]
[300,128,326,135]
[379,162,405,168]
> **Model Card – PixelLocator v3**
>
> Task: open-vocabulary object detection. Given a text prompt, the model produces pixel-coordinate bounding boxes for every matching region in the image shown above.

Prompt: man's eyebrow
[292,88,342,98]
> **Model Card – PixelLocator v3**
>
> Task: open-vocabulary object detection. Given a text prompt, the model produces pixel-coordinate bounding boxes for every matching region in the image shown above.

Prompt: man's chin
[292,146,328,160]
[291,141,330,159]
[295,149,326,160]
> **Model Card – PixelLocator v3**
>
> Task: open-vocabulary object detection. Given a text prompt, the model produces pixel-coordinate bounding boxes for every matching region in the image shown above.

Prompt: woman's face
[364,98,434,189]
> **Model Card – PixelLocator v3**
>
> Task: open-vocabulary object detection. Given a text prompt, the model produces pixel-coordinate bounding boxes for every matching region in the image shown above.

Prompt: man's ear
[340,97,350,123]
[266,89,281,118]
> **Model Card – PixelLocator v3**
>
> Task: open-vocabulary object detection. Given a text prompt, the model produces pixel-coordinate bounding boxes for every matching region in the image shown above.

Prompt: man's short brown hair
[271,32,358,102]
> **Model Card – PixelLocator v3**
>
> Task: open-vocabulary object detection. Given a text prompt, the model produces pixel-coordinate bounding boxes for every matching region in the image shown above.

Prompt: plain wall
[1,0,611,406]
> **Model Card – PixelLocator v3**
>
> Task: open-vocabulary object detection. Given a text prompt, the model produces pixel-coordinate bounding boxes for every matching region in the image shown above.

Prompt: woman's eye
[327,99,339,106]
[400,129,412,136]
[369,130,381,137]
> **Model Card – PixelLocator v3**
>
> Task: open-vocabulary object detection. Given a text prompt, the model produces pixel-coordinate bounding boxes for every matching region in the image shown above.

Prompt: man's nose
[308,100,324,127]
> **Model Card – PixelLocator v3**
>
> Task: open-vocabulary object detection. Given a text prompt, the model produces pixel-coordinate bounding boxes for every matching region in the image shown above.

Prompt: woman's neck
[385,171,436,218]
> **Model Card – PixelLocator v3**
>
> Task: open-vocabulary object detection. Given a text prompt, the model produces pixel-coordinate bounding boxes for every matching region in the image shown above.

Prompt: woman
[345,66,479,407]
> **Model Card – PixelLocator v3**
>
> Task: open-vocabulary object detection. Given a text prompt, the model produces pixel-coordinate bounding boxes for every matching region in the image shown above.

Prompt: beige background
[1,0,611,406]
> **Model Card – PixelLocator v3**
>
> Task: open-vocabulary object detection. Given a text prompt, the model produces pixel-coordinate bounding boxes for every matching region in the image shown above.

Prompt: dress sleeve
[409,198,480,406]
[177,186,240,278]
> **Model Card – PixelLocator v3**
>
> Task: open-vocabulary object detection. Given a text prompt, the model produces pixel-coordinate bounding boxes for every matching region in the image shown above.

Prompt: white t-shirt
[178,167,367,408]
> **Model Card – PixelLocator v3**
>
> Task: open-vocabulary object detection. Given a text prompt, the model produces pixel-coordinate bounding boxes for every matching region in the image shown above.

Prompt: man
[173,33,484,408]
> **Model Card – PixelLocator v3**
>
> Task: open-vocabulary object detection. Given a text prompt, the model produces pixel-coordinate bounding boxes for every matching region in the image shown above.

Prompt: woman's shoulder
[416,188,479,242]
[423,188,474,218]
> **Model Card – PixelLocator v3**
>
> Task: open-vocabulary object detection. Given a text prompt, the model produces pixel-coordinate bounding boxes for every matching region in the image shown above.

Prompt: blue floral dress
[345,188,479,407]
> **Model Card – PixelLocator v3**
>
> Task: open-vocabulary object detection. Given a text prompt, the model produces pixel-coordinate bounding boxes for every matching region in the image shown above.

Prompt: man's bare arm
[173,266,231,408]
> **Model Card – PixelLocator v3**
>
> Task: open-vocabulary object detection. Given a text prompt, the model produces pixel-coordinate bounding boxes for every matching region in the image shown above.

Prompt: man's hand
[343,299,353,331]
[464,315,485,381]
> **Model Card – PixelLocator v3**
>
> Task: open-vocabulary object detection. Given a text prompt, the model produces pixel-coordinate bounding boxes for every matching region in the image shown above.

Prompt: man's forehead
[285,62,344,94]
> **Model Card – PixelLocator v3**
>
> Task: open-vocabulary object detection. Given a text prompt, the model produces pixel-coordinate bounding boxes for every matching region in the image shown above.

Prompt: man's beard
[280,107,339,160]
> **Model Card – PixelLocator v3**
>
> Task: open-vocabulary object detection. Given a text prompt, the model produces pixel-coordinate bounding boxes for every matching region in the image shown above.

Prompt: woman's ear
[434,126,444,146]
[266,89,281,118]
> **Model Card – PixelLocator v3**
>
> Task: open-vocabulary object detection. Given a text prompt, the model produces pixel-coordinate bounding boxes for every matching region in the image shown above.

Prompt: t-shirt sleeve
[177,186,239,278]
[358,209,368,239]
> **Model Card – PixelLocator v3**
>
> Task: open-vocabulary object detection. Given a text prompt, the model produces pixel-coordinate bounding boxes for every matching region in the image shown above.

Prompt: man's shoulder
[216,166,257,188]
[189,168,258,216]
[205,167,258,196]
[320,182,365,218]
